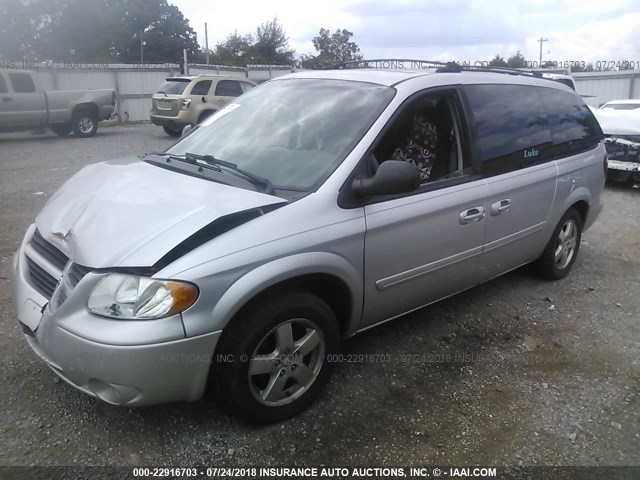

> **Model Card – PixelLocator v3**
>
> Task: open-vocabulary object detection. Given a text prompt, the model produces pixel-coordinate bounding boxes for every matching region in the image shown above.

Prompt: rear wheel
[535,208,583,280]
[71,110,98,138]
[162,126,181,137]
[212,288,340,423]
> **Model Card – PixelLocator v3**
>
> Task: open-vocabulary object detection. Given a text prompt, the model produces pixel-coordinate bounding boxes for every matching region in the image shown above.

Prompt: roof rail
[457,65,543,78]
[330,58,545,79]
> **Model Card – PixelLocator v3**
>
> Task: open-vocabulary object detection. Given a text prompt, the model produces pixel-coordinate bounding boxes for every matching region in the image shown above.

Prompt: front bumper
[607,160,640,183]
[11,226,220,406]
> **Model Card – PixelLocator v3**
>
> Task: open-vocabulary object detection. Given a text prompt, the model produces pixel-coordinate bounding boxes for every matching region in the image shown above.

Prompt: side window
[241,82,255,93]
[0,74,7,93]
[538,87,603,157]
[190,80,212,96]
[463,84,552,177]
[8,72,36,93]
[371,92,470,185]
[215,80,243,97]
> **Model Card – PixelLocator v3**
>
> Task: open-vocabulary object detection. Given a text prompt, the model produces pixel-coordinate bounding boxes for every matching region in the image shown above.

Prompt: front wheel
[535,208,583,280]
[211,289,340,423]
[71,110,98,138]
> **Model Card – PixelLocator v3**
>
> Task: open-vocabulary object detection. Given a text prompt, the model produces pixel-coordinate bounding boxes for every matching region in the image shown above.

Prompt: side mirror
[202,96,207,103]
[352,160,420,197]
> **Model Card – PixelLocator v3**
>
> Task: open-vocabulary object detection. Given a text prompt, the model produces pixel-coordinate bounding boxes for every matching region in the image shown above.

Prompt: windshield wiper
[143,152,274,194]
[185,152,274,194]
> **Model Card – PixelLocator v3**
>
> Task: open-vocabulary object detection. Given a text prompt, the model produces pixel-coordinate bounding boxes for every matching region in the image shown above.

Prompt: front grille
[31,229,68,270]
[68,263,92,287]
[25,255,59,299]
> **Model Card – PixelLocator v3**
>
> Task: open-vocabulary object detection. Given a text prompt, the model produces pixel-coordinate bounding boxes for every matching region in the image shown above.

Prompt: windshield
[157,79,190,94]
[166,78,395,190]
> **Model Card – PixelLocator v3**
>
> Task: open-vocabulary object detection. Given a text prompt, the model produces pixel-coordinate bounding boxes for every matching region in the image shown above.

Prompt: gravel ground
[0,125,638,467]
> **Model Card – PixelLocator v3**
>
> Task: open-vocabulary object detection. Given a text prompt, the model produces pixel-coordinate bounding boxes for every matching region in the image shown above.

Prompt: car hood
[35,158,286,269]
[590,106,640,135]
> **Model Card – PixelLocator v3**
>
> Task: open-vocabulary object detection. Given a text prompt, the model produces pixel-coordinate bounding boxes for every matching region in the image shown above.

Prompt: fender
[210,251,363,336]
[559,185,591,224]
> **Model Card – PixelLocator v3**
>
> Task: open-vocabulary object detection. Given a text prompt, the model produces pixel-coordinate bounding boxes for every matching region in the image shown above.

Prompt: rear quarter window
[463,84,552,177]
[538,87,603,156]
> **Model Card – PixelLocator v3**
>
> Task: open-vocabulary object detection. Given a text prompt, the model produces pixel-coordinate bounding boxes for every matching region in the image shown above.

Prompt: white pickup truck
[0,69,116,138]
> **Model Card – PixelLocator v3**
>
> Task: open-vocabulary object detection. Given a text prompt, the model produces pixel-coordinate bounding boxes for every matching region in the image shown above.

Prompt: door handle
[1,97,12,102]
[459,206,485,225]
[491,199,512,216]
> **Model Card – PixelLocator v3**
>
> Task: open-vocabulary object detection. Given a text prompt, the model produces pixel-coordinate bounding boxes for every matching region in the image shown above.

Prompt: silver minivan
[11,62,606,423]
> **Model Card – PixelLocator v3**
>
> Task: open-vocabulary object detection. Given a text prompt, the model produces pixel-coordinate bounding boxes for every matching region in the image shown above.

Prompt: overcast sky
[172,0,640,65]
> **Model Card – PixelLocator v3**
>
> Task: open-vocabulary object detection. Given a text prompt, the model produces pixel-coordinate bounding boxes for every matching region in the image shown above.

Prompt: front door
[0,72,10,127]
[360,89,488,328]
[5,71,46,127]
[213,80,243,110]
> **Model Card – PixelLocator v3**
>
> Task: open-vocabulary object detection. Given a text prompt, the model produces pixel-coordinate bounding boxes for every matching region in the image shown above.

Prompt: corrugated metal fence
[573,70,640,107]
[28,63,295,122]
[23,63,640,121]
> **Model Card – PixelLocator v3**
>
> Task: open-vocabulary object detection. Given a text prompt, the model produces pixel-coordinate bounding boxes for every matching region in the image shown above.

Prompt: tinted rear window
[157,80,190,94]
[538,87,603,155]
[0,74,7,93]
[9,72,36,93]
[464,84,552,176]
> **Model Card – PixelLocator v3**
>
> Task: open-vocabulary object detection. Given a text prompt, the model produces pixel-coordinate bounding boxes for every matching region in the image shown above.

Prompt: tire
[163,126,181,137]
[71,110,98,138]
[212,288,340,424]
[535,208,583,280]
[51,124,71,136]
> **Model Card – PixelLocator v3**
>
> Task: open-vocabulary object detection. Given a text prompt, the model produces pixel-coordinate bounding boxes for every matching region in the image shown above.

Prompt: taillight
[603,153,608,175]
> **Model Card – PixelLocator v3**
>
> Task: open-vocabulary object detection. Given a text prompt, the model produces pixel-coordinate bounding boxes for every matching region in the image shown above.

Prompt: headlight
[180,98,191,110]
[88,273,198,320]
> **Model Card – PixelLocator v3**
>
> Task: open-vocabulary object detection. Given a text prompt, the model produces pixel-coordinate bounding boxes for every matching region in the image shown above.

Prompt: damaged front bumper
[605,137,640,183]
[11,224,220,407]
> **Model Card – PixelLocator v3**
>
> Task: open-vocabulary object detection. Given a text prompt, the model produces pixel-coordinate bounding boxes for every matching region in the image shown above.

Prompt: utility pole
[205,23,209,65]
[140,30,144,65]
[538,37,548,67]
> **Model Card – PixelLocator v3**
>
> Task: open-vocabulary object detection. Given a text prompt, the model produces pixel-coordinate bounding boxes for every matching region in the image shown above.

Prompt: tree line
[0,0,360,67]
[0,0,630,71]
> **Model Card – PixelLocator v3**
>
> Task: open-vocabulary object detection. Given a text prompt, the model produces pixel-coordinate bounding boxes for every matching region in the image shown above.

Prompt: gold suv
[150,75,256,136]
